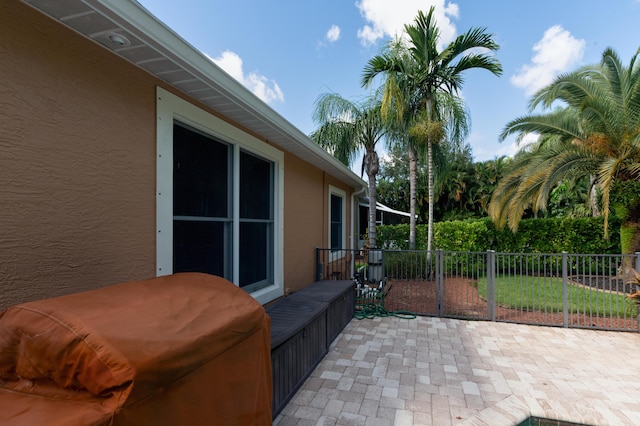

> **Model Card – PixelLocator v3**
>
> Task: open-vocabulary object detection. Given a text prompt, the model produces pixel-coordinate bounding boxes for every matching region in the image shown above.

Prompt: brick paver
[274,316,640,425]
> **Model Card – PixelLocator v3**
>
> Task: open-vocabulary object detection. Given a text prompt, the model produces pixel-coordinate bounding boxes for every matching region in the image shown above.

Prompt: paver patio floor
[274,316,640,426]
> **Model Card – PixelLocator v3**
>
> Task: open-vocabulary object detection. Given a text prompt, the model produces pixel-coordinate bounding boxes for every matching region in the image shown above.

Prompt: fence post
[562,251,568,328]
[636,252,640,333]
[436,249,443,317]
[487,250,496,321]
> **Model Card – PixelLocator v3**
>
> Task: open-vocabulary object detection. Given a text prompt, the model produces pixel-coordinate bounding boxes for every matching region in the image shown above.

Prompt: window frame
[156,87,284,304]
[328,185,346,261]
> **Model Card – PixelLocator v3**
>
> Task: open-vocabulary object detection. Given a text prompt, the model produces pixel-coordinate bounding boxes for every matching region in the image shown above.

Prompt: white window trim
[156,87,284,304]
[328,185,347,261]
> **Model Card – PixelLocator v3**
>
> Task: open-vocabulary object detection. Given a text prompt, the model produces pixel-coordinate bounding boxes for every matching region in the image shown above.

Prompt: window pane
[173,220,230,279]
[240,150,272,219]
[331,223,342,250]
[330,194,343,250]
[239,222,271,290]
[173,123,229,217]
[331,194,342,221]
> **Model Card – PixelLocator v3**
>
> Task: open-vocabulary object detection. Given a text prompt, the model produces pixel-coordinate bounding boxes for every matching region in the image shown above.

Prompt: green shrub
[376,217,621,254]
[383,251,431,279]
[374,218,622,277]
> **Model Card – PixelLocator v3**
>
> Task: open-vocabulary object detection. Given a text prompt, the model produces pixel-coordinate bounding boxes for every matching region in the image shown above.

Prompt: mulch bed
[382,277,639,331]
[570,275,637,294]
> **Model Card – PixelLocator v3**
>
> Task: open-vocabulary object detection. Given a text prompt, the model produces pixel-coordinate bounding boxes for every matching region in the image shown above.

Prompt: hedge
[375,217,621,254]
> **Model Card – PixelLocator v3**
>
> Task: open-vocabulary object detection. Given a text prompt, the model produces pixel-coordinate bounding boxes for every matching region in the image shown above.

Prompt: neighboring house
[357,198,411,248]
[0,0,366,309]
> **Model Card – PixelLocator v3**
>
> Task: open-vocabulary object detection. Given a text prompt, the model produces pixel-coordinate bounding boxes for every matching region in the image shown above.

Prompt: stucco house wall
[0,1,362,309]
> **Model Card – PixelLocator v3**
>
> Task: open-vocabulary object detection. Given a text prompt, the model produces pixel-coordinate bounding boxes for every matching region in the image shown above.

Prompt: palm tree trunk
[366,149,379,249]
[621,222,640,254]
[427,140,434,254]
[368,175,377,248]
[425,139,434,278]
[409,146,417,250]
[589,175,600,217]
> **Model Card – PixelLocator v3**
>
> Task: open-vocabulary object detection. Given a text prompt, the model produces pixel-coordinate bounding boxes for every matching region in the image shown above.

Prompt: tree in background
[547,179,591,218]
[491,47,640,253]
[433,144,475,220]
[375,145,413,217]
[469,156,510,217]
[362,7,502,254]
[310,92,387,248]
[377,145,508,222]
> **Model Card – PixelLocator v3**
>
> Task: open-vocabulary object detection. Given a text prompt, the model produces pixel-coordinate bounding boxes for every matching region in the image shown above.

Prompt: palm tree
[472,156,509,214]
[490,47,640,252]
[310,92,386,248]
[362,7,502,253]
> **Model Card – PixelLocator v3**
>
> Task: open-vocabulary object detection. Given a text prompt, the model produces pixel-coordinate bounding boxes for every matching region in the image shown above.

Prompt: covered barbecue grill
[0,272,272,425]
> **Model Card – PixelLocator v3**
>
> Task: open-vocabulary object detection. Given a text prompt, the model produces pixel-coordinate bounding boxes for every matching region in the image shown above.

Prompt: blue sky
[138,0,640,168]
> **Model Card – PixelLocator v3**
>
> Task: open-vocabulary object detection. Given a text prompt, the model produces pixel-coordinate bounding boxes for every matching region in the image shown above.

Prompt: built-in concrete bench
[267,280,355,418]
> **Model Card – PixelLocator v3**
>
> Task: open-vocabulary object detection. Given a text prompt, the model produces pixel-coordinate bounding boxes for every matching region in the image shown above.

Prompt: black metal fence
[315,248,640,332]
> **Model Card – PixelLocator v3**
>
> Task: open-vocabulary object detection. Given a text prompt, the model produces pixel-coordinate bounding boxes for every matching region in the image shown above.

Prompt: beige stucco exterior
[0,1,359,309]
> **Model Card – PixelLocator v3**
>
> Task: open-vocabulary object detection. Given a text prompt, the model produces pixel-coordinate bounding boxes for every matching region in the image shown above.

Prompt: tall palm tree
[362,7,502,252]
[490,47,640,252]
[310,92,386,248]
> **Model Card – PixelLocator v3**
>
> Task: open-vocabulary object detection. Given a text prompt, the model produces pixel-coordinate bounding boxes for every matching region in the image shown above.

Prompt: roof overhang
[21,0,365,190]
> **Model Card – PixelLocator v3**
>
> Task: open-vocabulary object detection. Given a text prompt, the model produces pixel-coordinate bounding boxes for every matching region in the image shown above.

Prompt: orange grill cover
[0,273,272,425]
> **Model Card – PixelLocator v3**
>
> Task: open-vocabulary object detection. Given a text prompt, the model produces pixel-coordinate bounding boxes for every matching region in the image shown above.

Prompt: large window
[156,87,283,304]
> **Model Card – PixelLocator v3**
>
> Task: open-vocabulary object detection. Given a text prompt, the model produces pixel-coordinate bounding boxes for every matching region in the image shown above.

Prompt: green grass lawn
[476,275,637,317]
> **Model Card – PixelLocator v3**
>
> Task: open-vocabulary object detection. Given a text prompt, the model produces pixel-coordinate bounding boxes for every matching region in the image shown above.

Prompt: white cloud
[477,133,538,161]
[495,141,518,159]
[355,0,458,47]
[208,50,284,105]
[326,25,341,43]
[469,130,518,162]
[470,126,544,161]
[473,141,519,162]
[515,132,540,152]
[511,25,585,96]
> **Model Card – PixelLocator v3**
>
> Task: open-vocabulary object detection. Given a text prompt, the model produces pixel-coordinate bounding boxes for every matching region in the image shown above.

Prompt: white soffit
[21,0,365,189]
